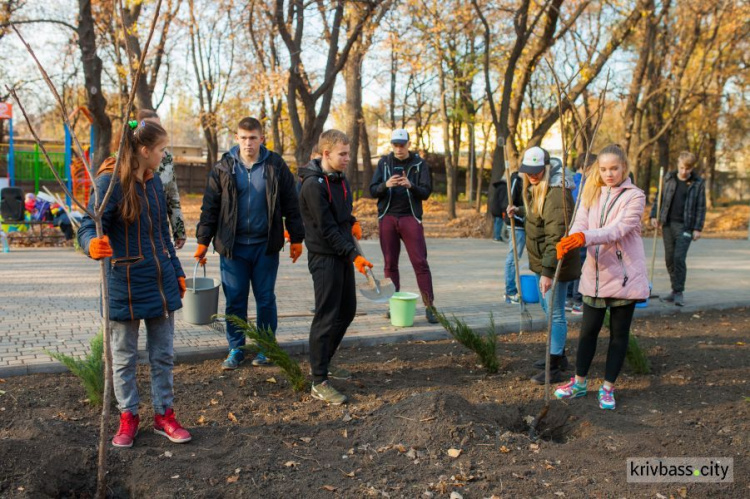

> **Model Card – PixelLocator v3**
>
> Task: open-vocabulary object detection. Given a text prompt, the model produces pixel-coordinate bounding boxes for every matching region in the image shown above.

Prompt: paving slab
[0,237,748,377]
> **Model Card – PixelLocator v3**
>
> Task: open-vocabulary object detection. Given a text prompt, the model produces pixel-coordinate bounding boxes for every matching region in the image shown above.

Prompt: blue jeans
[221,242,279,350]
[504,228,526,295]
[536,274,569,356]
[493,217,505,240]
[112,314,175,415]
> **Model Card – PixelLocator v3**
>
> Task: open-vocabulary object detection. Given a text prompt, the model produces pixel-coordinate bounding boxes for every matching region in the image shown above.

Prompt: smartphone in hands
[393,166,404,177]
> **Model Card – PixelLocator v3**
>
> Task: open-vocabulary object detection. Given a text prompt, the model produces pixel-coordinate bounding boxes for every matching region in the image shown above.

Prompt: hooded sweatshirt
[298,159,359,260]
[232,145,270,245]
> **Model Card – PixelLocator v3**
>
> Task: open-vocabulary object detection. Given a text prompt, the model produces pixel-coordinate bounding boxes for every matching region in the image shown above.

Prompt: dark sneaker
[112,411,139,448]
[530,368,565,384]
[252,353,273,367]
[327,365,352,380]
[425,307,439,324]
[531,355,565,384]
[565,299,574,312]
[154,408,192,443]
[222,348,244,370]
[533,354,569,371]
[674,292,684,307]
[311,381,347,405]
[662,291,676,303]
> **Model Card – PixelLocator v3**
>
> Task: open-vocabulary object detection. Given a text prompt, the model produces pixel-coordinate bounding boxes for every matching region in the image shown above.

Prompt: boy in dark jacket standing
[195,117,305,370]
[502,170,526,304]
[369,129,438,323]
[490,178,508,242]
[650,151,706,306]
[299,129,373,405]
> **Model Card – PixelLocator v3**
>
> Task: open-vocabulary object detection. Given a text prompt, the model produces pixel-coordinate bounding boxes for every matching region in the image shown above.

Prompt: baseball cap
[519,146,550,175]
[390,129,409,145]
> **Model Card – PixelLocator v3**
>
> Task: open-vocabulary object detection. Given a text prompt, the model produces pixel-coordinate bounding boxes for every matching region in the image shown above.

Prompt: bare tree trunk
[389,36,397,129]
[704,105,719,209]
[438,64,456,218]
[121,4,154,111]
[451,119,462,207]
[120,0,181,111]
[203,126,218,169]
[359,120,374,197]
[78,0,112,169]
[623,0,657,157]
[345,44,364,196]
[467,122,475,202]
[475,122,490,212]
[273,0,383,166]
[271,99,283,156]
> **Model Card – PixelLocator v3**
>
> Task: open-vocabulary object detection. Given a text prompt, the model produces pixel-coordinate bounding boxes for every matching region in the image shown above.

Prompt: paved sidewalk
[1,237,748,376]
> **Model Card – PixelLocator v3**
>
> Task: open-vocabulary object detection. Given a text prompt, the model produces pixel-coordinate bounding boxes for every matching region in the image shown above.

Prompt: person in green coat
[507,146,581,383]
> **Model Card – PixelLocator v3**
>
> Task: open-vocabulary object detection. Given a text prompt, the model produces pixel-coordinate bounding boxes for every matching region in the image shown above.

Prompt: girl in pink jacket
[553,144,649,410]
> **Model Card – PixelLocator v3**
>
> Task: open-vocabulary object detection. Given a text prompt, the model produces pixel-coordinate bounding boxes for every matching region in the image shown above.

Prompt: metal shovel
[353,239,395,303]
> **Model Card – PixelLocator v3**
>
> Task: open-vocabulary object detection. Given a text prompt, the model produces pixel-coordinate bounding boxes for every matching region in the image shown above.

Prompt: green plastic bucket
[389,292,419,327]
[183,262,221,325]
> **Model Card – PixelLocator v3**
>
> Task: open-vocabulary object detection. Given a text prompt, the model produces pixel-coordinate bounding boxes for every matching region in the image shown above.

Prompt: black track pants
[308,253,357,383]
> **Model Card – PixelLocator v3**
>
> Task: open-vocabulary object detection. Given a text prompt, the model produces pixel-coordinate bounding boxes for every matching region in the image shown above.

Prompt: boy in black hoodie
[299,129,373,405]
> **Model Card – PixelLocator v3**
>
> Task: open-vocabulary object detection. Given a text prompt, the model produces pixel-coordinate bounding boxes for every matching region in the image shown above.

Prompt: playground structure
[1,106,94,207]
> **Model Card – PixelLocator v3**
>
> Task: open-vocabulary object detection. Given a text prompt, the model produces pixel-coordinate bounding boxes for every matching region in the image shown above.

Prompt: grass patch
[222,315,309,392]
[434,308,499,374]
[45,331,104,406]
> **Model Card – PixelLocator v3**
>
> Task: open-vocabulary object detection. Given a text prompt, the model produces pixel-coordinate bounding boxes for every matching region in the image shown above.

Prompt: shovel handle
[352,237,367,259]
[352,238,381,293]
[365,267,381,293]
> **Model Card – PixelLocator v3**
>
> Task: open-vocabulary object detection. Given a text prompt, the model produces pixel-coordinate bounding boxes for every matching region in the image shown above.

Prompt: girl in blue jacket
[78,120,191,448]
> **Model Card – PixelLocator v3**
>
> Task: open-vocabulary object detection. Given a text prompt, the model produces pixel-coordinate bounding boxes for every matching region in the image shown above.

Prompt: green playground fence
[13,144,67,193]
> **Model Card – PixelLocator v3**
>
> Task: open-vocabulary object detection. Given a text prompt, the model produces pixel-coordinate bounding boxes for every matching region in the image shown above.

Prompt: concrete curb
[2,298,744,378]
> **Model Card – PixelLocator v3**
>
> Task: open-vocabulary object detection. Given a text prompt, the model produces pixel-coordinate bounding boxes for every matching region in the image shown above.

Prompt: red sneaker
[154,408,192,443]
[112,411,139,448]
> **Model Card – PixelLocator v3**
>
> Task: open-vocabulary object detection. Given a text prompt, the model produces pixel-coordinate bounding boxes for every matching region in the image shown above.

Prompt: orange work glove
[88,235,113,260]
[194,244,208,266]
[178,276,186,299]
[351,221,362,241]
[556,232,586,260]
[353,255,373,275]
[284,229,290,243]
[290,243,303,263]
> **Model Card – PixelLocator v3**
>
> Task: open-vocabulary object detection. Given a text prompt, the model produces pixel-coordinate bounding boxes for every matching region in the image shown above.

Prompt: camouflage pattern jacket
[157,151,185,241]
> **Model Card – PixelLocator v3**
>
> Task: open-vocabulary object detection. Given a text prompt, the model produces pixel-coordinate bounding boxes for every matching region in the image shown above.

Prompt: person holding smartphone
[369,129,438,324]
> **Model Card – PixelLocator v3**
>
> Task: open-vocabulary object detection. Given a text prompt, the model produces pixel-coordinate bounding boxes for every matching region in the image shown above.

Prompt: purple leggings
[379,215,434,305]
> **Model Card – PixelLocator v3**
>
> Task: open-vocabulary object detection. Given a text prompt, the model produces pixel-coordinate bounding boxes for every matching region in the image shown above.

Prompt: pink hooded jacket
[570,178,649,301]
